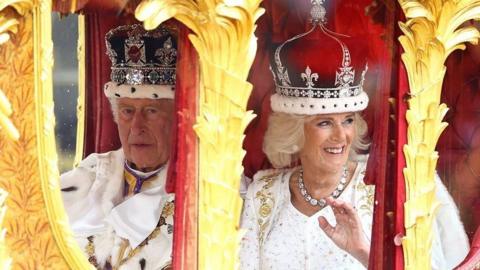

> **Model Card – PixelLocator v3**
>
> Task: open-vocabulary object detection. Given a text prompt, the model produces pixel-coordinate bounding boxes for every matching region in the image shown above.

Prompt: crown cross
[125,29,146,65]
[310,0,327,24]
[335,66,355,87]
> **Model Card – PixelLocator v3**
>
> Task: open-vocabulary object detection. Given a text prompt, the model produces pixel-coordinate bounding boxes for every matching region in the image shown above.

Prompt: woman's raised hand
[318,197,370,267]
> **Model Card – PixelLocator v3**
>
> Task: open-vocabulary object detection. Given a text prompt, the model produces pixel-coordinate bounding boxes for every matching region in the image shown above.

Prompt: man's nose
[131,111,146,134]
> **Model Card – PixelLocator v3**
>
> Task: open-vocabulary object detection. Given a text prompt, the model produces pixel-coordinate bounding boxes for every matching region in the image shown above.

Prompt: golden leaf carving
[136,1,264,269]
[0,1,33,45]
[398,0,480,269]
[0,1,75,268]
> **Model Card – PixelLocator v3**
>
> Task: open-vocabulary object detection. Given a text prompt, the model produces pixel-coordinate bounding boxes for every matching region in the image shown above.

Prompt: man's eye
[121,108,134,115]
[145,108,159,114]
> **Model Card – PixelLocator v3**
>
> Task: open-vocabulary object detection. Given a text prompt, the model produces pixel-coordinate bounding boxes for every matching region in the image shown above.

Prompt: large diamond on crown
[125,69,144,85]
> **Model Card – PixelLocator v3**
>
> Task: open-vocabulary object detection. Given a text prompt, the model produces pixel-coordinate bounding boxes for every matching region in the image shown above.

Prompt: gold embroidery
[255,172,280,245]
[116,198,175,268]
[356,174,375,218]
[113,239,130,270]
[259,204,271,218]
[85,236,99,269]
[87,198,175,269]
[162,201,174,217]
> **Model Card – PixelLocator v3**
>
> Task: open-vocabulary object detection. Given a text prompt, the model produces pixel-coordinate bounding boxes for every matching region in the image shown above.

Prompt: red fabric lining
[170,22,199,270]
[83,13,138,156]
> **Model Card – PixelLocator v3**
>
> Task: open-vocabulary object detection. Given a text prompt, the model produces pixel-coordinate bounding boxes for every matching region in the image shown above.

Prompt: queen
[239,1,469,269]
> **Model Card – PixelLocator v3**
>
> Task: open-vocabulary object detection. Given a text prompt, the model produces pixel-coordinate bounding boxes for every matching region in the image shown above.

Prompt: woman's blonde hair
[263,112,369,168]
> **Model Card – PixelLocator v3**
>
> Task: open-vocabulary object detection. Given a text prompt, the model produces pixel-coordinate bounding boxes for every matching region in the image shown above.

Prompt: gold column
[398,0,480,269]
[136,1,264,269]
[74,14,85,168]
[0,1,92,269]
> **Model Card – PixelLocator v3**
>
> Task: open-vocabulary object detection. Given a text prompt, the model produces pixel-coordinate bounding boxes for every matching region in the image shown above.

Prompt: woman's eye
[343,117,354,125]
[316,121,331,127]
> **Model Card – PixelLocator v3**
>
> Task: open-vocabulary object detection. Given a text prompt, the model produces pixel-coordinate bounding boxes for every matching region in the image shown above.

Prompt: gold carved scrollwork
[0,1,25,140]
[0,189,11,269]
[0,1,32,45]
[136,1,264,269]
[398,0,480,269]
[0,0,91,269]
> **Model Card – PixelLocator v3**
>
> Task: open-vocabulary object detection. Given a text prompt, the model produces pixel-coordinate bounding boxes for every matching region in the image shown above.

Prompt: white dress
[240,160,374,270]
[239,156,470,270]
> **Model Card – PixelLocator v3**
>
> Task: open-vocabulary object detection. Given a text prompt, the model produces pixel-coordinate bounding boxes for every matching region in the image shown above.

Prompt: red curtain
[82,13,136,156]
[170,24,199,270]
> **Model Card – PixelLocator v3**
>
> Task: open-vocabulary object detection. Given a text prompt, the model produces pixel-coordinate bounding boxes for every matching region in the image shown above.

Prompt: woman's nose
[331,124,346,141]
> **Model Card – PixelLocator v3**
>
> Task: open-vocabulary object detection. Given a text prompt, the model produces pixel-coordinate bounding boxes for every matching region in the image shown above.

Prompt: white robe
[61,149,174,270]
[239,157,469,269]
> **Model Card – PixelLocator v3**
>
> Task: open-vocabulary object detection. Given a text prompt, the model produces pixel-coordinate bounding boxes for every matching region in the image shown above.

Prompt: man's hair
[108,98,119,123]
[263,112,370,168]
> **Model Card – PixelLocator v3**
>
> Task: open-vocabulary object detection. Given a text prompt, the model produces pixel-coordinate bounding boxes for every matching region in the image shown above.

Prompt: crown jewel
[106,24,177,86]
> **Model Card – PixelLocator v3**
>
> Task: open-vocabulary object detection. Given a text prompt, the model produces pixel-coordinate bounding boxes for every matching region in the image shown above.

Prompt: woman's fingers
[325,197,362,229]
[327,197,357,218]
[318,216,335,238]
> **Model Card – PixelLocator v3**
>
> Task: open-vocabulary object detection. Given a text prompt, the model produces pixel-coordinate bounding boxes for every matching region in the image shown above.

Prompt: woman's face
[300,112,356,173]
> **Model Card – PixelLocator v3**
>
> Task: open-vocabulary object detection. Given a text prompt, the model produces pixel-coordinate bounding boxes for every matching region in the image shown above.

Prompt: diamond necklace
[298,165,348,208]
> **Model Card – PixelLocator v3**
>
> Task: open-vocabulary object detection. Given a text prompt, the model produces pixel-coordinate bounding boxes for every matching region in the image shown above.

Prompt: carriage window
[437,38,480,240]
[52,14,79,173]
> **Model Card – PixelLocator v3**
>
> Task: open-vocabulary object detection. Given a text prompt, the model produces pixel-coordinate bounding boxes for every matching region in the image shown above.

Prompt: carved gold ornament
[0,1,23,141]
[398,0,480,269]
[0,0,91,269]
[0,1,33,45]
[0,89,19,141]
[136,1,264,269]
[0,189,11,269]
[74,14,86,168]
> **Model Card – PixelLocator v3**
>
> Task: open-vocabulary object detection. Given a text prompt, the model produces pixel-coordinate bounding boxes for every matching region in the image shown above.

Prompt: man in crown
[61,24,176,270]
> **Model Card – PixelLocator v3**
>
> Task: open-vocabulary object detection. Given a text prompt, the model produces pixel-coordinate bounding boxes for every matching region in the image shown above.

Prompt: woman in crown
[239,1,469,269]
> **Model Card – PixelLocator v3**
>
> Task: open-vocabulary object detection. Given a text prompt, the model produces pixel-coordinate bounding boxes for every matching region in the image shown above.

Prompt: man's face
[117,98,174,172]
